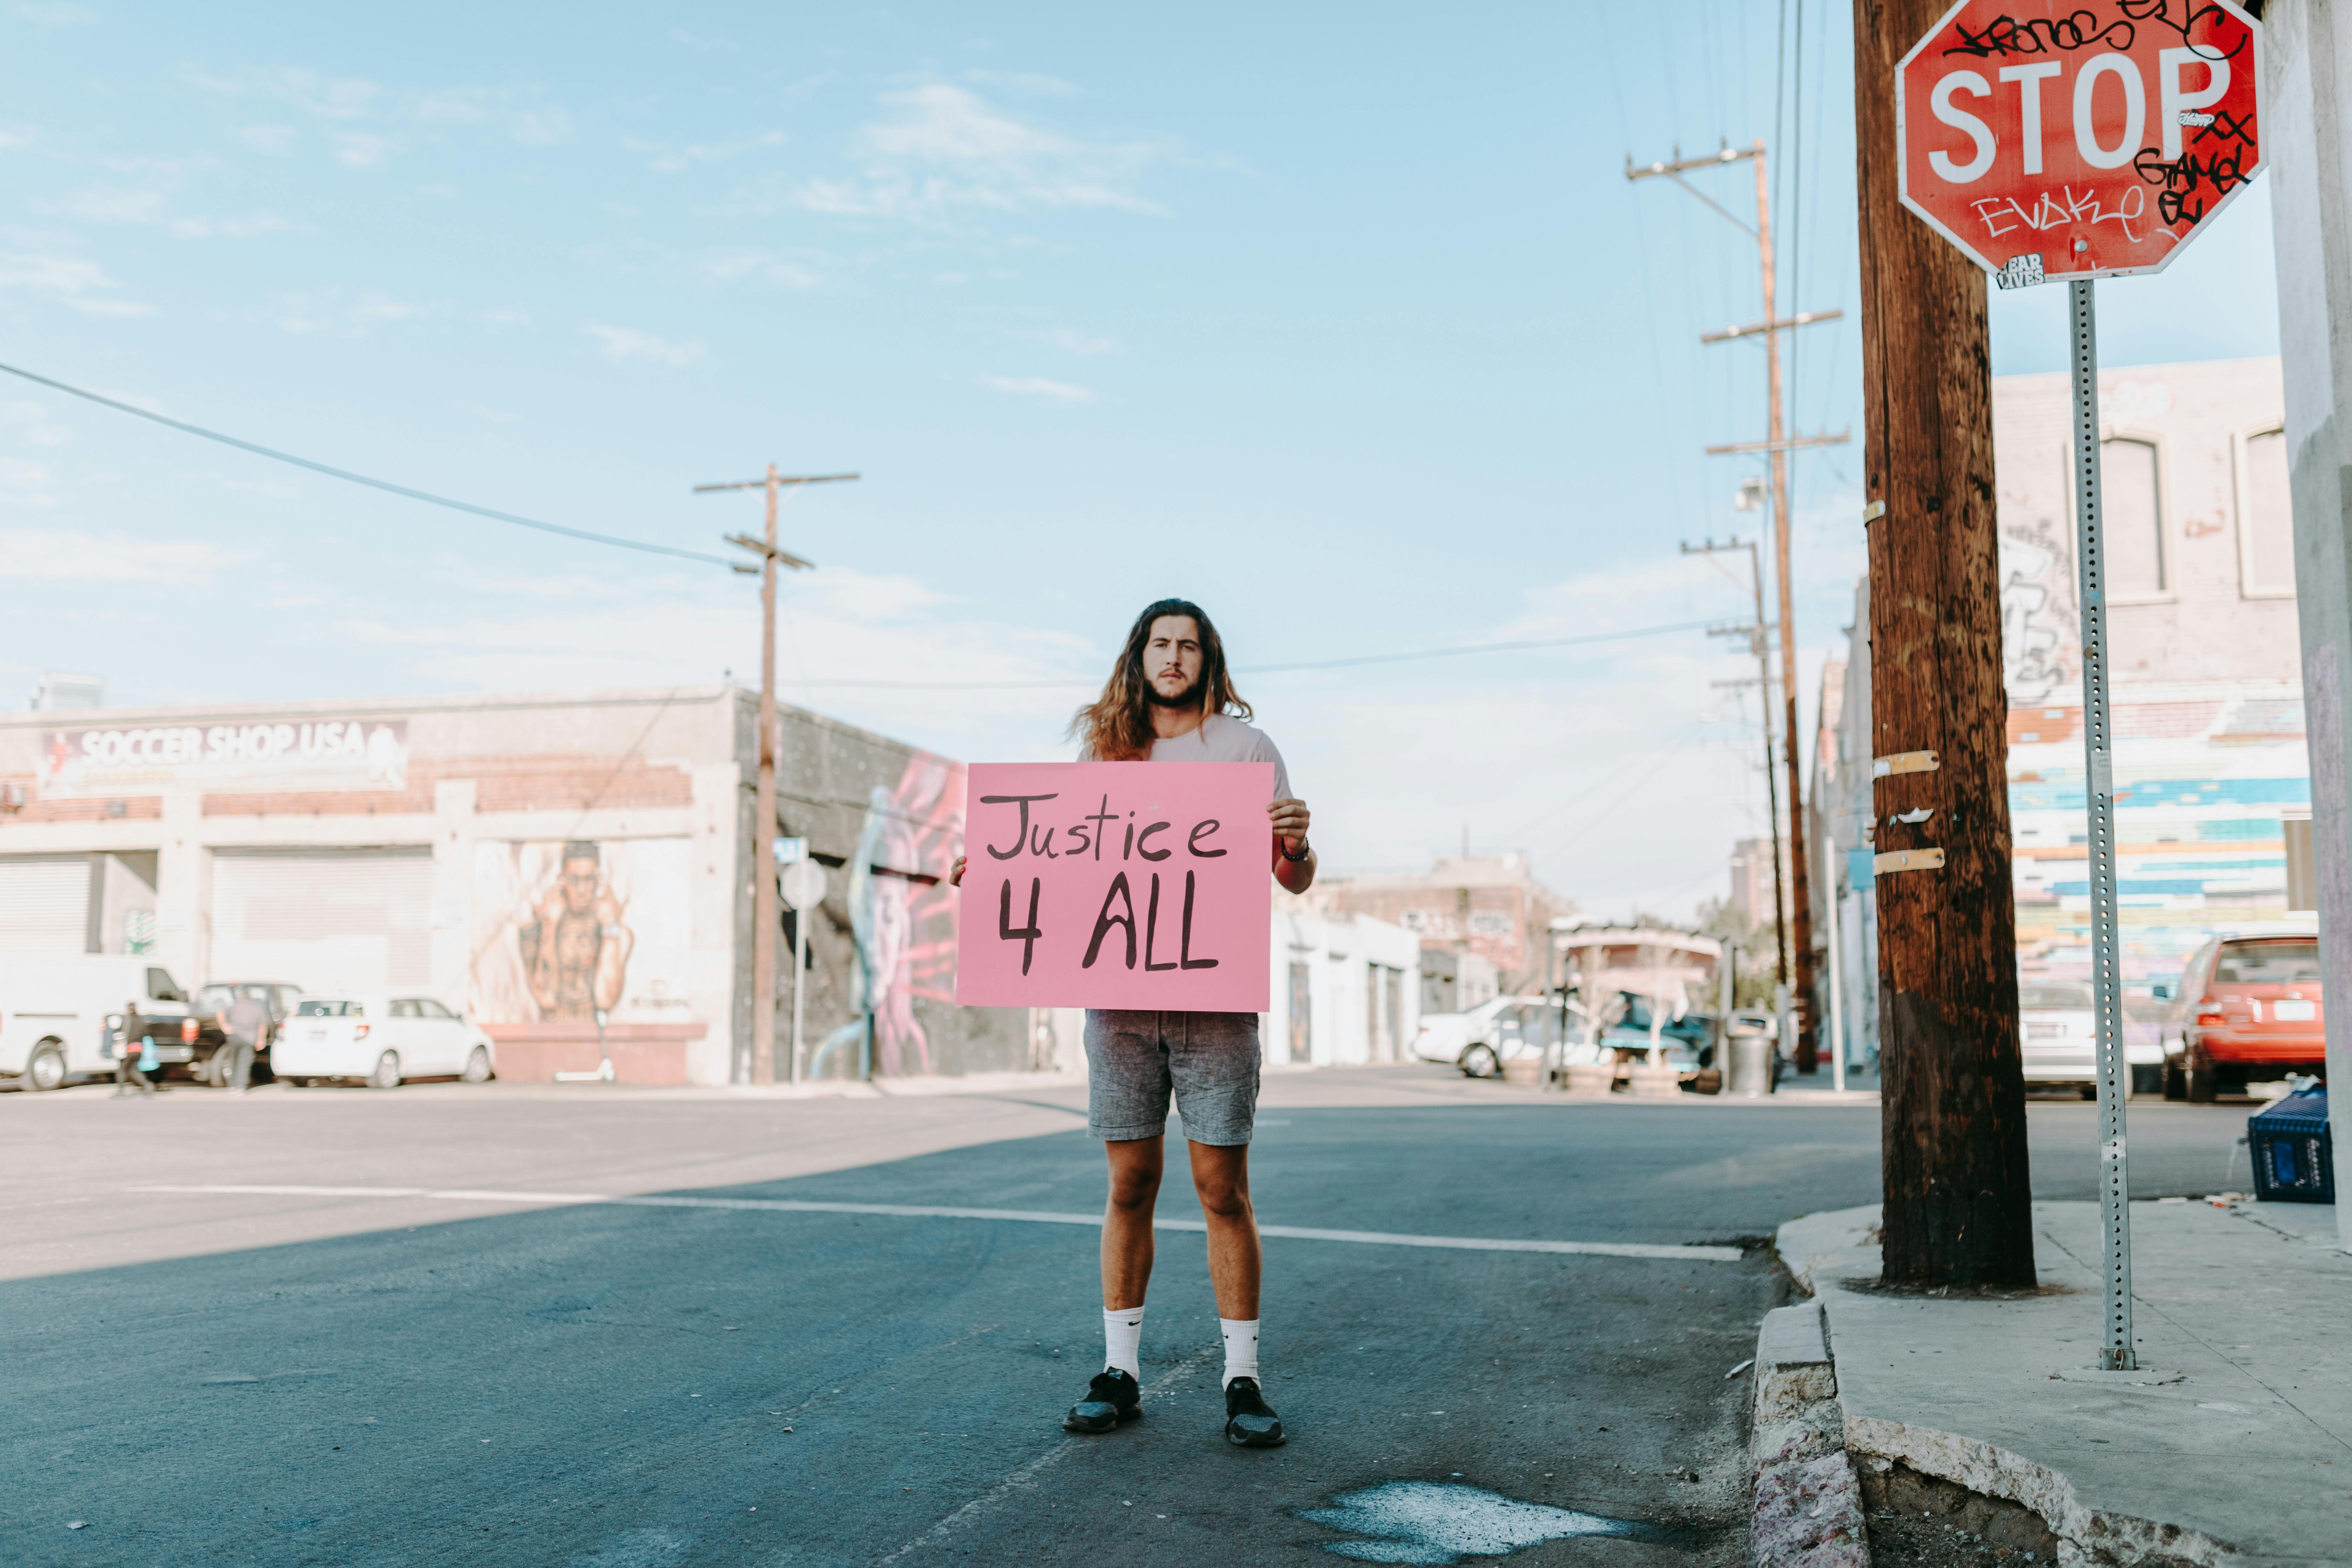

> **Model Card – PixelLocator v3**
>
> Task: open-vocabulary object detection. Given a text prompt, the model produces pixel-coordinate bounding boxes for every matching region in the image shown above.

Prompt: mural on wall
[472,837,695,1024]
[808,753,963,1078]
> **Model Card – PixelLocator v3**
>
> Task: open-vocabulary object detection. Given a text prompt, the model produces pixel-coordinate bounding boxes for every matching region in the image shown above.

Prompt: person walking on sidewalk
[113,1001,157,1098]
[951,598,1315,1448]
[213,990,268,1095]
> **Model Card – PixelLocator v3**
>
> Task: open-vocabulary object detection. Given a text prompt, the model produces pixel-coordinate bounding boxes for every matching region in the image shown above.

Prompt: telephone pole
[1850,0,2033,1285]
[695,465,859,1086]
[1686,537,1788,984]
[1630,140,1847,1071]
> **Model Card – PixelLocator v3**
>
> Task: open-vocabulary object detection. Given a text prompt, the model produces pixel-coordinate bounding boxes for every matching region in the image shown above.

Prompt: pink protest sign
[954,761,1273,1011]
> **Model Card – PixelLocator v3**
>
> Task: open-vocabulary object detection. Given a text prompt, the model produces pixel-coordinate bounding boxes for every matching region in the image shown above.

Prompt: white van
[0,955,200,1091]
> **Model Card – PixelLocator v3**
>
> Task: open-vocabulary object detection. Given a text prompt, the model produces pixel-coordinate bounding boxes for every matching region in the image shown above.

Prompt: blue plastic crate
[2248,1087,2333,1204]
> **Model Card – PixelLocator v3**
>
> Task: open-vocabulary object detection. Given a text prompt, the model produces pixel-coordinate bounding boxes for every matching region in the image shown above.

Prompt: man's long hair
[1070,598,1252,761]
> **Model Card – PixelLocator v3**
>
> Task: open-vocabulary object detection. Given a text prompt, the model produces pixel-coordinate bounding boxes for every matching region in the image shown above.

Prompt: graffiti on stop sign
[1896,0,2263,282]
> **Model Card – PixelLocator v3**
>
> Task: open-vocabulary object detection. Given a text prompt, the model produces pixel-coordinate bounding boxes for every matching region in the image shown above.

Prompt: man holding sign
[953,598,1314,1448]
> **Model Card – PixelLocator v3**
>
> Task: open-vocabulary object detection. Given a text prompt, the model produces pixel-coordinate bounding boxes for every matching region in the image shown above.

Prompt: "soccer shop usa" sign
[39,716,411,798]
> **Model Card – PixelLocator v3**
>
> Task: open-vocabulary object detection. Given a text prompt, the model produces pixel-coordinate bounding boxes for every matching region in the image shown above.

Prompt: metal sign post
[780,857,827,1087]
[2068,280,2135,1370]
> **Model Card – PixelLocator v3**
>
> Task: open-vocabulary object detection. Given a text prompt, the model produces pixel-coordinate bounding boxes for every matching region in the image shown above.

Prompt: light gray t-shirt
[1112,712,1293,802]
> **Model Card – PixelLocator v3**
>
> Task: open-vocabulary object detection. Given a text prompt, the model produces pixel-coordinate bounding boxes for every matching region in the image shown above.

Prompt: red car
[2164,923,2327,1102]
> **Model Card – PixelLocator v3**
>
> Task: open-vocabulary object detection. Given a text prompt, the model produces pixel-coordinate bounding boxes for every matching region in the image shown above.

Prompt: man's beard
[1145,673,1203,709]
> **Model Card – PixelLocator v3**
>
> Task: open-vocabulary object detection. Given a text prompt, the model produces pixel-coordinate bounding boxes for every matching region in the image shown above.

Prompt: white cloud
[779,84,1165,221]
[183,66,383,120]
[0,251,155,315]
[508,107,570,146]
[12,2,97,24]
[583,323,708,367]
[0,399,72,446]
[40,185,302,237]
[701,249,820,288]
[333,132,392,169]
[236,124,297,155]
[339,566,1095,755]
[629,130,783,174]
[0,527,252,583]
[977,374,1102,406]
[1017,327,1123,356]
[273,287,437,335]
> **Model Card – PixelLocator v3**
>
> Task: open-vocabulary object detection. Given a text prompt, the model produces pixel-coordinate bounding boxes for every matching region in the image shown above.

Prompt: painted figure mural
[522,840,634,1021]
[472,837,692,1027]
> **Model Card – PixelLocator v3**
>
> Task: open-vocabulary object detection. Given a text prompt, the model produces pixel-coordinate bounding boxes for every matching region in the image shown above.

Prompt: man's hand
[1268,798,1311,855]
[949,854,967,888]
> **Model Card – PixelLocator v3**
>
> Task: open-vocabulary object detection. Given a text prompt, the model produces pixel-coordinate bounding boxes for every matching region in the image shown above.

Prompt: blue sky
[0,1,2284,918]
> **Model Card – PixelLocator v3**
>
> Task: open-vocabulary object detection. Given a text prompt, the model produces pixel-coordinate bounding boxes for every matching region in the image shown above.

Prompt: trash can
[2248,1087,2333,1204]
[1727,1035,1774,1097]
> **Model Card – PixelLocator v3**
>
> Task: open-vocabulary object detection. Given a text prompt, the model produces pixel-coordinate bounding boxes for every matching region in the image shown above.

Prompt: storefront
[0,685,1022,1085]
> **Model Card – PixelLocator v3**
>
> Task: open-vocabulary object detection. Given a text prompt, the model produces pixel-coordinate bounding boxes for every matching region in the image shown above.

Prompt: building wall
[0,685,1026,1085]
[1267,904,1423,1067]
[1814,359,2307,1053]
[1310,854,1574,993]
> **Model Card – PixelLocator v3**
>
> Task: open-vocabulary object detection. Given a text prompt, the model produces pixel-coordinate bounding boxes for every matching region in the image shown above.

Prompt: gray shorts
[1084,1010,1262,1146]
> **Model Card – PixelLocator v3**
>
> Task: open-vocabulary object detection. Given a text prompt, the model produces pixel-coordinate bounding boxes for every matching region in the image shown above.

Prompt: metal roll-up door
[209,847,434,995]
[0,855,92,955]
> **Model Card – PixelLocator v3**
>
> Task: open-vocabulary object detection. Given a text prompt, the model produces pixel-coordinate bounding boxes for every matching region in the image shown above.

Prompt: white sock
[1103,1304,1145,1380]
[1220,1317,1260,1386]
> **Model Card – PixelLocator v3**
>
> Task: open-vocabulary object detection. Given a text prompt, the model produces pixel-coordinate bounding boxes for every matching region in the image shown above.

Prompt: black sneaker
[1063,1369,1142,1433]
[1223,1376,1285,1447]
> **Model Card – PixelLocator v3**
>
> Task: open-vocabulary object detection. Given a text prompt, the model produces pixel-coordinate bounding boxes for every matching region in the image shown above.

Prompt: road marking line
[875,1344,1220,1564]
[128,1185,1743,1262]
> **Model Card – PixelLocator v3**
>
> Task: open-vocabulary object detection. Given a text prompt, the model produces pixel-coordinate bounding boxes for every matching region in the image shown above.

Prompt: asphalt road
[0,1068,2267,1567]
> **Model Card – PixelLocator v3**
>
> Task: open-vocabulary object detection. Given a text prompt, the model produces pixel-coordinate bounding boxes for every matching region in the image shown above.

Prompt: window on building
[2241,427,2295,596]
[2100,437,2165,595]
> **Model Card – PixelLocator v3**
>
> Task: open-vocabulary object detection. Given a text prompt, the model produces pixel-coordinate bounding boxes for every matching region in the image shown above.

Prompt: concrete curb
[1838,1414,2236,1568]
[1776,1206,2249,1568]
[1749,1297,1871,1568]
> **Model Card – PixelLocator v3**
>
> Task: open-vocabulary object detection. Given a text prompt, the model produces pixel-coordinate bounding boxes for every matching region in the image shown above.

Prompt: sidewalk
[1776,1198,2351,1567]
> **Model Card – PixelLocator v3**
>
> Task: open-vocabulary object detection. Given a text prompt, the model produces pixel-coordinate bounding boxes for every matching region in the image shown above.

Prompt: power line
[782,616,1736,690]
[0,359,740,568]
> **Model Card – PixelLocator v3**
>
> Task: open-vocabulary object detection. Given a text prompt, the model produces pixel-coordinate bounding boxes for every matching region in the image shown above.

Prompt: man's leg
[1101,1135,1164,1313]
[1187,1140,1260,1321]
[1067,1012,1171,1434]
[229,1040,253,1093]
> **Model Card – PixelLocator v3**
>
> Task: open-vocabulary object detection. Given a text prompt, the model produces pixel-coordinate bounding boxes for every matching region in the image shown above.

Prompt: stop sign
[1897,0,2263,282]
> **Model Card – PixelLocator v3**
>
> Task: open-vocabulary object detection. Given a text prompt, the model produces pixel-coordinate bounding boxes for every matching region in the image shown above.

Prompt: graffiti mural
[1999,528,2072,705]
[472,837,695,1025]
[808,753,964,1077]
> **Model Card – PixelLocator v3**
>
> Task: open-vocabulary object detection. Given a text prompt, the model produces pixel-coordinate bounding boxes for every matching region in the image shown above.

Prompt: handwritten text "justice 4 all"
[980,792,1233,977]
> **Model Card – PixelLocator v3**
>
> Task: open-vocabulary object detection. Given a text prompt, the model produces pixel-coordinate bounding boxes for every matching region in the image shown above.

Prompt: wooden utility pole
[1751,147,1820,1073]
[1851,0,2034,1285]
[696,466,858,1085]
[1686,537,1789,984]
[1631,142,1848,1063]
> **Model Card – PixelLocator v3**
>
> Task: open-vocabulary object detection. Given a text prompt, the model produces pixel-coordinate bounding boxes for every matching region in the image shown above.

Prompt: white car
[275,995,496,1089]
[1414,994,1587,1079]
[2019,981,2097,1093]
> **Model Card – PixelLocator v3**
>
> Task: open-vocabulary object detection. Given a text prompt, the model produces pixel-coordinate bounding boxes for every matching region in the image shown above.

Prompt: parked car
[1414,995,1582,1079]
[191,981,305,1086]
[2019,981,2098,1095]
[0,956,215,1090]
[2164,924,2326,1102]
[275,995,497,1089]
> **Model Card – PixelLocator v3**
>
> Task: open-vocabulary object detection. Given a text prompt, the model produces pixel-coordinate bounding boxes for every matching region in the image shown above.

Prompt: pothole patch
[1298,1481,1663,1564]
